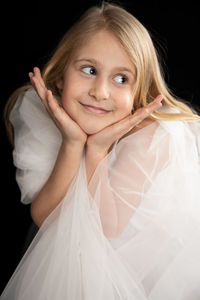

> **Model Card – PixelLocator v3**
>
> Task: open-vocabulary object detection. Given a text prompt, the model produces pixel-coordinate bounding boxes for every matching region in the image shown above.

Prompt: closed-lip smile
[80,102,112,115]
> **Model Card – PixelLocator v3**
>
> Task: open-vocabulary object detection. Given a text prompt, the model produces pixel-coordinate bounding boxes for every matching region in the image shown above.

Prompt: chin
[79,123,105,135]
[82,127,102,135]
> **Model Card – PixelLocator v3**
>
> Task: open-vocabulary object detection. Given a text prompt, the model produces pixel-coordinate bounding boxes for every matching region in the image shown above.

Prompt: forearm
[31,140,85,227]
[85,146,107,183]
[85,146,118,238]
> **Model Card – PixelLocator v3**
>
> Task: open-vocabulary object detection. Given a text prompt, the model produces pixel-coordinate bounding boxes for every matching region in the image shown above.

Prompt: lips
[80,103,112,115]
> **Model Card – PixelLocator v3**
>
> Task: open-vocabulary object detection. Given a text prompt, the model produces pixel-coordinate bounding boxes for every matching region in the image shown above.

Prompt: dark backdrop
[1,0,200,293]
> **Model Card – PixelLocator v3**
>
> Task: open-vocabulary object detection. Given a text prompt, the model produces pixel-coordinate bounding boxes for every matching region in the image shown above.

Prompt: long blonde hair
[4,2,200,145]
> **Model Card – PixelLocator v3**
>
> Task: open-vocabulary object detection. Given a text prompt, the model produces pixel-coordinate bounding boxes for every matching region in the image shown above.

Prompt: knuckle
[52,104,60,116]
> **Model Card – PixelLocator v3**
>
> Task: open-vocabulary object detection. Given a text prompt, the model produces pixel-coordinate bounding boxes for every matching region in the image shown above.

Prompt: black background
[1,0,200,293]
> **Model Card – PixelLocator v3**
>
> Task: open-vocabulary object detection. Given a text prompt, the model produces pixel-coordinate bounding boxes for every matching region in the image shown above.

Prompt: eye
[114,74,128,84]
[82,66,96,75]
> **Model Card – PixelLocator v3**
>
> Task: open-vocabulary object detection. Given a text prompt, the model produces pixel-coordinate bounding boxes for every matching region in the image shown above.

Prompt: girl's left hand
[86,95,163,156]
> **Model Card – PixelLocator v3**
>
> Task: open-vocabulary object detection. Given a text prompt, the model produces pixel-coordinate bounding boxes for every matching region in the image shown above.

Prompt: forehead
[73,30,135,72]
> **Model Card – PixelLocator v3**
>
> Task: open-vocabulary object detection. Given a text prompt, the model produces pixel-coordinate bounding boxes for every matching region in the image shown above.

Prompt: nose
[89,77,110,101]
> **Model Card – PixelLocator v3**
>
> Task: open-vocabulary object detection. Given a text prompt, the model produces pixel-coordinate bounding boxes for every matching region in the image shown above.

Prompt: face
[58,30,136,134]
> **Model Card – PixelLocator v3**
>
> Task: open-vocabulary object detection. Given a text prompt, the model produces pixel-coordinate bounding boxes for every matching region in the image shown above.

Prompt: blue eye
[115,74,127,84]
[82,66,96,75]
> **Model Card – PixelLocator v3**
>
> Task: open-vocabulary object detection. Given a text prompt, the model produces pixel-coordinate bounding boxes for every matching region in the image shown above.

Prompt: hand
[86,95,163,155]
[29,67,87,145]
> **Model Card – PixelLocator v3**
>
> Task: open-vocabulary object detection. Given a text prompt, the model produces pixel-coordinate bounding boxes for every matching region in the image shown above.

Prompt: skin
[29,30,163,227]
[58,30,137,135]
[29,30,163,156]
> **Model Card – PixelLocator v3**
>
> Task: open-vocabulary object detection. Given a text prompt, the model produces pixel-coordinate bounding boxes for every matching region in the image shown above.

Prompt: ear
[56,79,64,91]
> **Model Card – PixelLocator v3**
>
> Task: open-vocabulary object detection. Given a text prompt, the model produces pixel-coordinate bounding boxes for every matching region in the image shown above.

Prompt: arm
[85,96,163,238]
[85,146,118,238]
[31,140,84,227]
[28,68,87,227]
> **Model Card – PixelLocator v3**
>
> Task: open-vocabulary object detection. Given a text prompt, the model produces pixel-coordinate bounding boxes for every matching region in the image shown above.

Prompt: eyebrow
[73,58,135,76]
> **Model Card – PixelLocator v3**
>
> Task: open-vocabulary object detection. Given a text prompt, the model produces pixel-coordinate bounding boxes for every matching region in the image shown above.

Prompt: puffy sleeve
[2,108,200,298]
[10,88,62,204]
[88,118,200,242]
[88,121,170,238]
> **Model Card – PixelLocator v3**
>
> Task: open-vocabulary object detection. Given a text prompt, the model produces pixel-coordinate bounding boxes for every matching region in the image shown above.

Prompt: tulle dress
[1,88,200,299]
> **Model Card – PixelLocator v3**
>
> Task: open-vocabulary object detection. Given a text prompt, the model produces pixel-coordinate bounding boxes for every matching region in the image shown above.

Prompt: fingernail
[157,94,164,102]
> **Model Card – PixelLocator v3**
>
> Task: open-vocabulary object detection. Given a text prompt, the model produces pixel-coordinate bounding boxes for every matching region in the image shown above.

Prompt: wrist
[85,146,108,183]
[61,139,85,155]
[61,138,86,148]
[86,143,108,160]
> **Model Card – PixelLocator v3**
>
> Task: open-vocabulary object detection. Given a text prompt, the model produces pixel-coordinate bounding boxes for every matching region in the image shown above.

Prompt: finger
[146,94,163,110]
[107,95,163,141]
[29,67,45,90]
[46,90,70,126]
[130,94,163,125]
[33,67,46,89]
[29,72,35,89]
[29,67,46,94]
[29,73,47,103]
[32,67,46,92]
[29,69,48,107]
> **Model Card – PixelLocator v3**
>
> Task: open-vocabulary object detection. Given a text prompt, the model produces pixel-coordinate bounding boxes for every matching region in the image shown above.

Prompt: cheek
[61,83,75,112]
[61,75,87,112]
[60,72,79,109]
[116,93,134,115]
[61,92,70,110]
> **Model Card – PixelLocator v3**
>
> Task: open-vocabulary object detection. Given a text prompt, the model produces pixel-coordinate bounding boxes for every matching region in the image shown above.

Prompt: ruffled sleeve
[10,88,62,204]
[2,104,200,298]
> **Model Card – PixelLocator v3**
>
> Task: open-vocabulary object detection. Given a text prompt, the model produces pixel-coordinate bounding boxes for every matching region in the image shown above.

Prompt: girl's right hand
[29,67,87,146]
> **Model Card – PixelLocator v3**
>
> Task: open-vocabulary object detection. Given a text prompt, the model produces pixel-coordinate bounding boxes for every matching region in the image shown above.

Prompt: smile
[80,103,112,115]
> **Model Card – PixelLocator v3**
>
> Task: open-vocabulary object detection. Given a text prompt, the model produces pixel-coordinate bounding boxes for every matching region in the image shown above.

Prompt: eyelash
[81,66,128,85]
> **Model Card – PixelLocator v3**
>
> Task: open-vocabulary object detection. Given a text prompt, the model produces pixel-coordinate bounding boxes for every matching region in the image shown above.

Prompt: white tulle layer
[1,88,200,299]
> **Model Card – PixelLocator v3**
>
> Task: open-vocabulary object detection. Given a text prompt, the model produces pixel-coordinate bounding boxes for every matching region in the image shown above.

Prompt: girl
[1,2,200,299]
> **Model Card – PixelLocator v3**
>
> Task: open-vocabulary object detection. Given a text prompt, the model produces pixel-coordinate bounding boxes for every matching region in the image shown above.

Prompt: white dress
[1,88,200,299]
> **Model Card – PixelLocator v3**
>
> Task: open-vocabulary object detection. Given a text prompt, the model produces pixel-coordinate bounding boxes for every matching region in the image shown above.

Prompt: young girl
[1,2,200,299]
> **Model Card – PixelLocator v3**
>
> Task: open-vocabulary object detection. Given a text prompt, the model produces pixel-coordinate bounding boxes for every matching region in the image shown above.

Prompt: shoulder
[15,87,44,113]
[9,87,47,127]
[158,119,200,162]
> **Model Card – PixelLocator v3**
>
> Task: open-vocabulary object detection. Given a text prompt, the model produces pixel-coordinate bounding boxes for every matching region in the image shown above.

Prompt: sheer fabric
[1,88,200,299]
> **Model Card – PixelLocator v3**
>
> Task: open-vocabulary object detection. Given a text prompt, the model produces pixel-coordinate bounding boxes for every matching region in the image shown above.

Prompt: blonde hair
[4,1,200,145]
